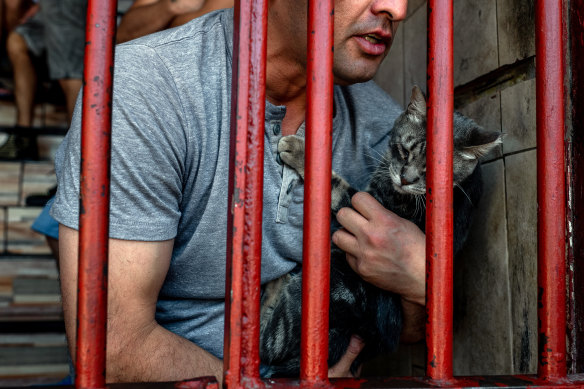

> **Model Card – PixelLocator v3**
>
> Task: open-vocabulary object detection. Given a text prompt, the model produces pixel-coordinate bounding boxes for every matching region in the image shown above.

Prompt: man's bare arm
[332,192,426,343]
[59,225,223,383]
[169,0,233,28]
[116,0,205,43]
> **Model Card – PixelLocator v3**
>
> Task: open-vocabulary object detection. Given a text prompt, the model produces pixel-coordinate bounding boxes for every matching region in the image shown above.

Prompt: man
[52,0,425,383]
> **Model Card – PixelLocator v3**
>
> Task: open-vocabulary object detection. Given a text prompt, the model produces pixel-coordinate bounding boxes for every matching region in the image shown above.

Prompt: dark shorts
[14,0,87,80]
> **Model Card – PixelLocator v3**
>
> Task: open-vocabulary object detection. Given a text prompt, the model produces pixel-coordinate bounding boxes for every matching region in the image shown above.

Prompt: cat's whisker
[366,146,386,159]
[364,152,384,166]
[455,183,473,206]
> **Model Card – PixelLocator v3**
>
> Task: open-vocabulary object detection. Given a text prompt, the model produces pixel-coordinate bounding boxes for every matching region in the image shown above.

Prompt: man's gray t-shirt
[51,8,402,359]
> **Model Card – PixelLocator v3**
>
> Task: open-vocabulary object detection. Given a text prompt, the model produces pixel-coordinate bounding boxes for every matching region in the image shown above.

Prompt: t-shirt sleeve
[51,43,191,241]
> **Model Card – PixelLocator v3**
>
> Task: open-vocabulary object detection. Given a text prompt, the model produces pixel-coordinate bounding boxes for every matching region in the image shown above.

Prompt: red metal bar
[224,0,268,387]
[223,1,246,386]
[425,0,454,383]
[536,0,567,382]
[567,0,584,373]
[300,0,334,383]
[76,0,117,388]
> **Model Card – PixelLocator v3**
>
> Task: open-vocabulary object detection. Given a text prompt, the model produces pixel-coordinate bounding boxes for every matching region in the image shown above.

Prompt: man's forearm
[106,323,223,384]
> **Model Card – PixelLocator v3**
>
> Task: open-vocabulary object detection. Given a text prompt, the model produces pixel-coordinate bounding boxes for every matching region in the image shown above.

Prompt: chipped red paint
[425,0,454,383]
[536,0,568,382]
[224,0,268,387]
[76,0,117,388]
[300,0,334,383]
[567,0,584,373]
[175,376,220,389]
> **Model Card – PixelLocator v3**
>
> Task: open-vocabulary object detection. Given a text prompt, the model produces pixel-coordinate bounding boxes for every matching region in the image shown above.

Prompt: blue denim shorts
[31,197,59,239]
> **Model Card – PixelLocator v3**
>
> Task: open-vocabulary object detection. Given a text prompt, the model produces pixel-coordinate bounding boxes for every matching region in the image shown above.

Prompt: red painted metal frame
[224,0,268,387]
[425,0,454,383]
[535,0,567,383]
[76,0,117,388]
[300,0,334,383]
[62,0,584,387]
[567,0,584,373]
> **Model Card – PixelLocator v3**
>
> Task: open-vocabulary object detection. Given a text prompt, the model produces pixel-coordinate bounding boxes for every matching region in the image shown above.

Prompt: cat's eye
[397,144,409,160]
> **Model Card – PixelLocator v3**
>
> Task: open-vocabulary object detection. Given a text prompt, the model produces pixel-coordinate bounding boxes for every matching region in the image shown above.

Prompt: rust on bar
[224,0,268,386]
[241,0,268,381]
[425,0,454,383]
[536,0,568,382]
[76,0,117,388]
[224,0,251,386]
[300,0,334,383]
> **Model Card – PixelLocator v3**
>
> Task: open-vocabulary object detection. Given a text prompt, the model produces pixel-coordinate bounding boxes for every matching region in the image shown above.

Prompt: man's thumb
[328,335,365,377]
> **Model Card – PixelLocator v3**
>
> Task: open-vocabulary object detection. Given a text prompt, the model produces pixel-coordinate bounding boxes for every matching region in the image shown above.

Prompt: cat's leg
[278,135,305,178]
[278,135,357,214]
[259,272,303,375]
[260,273,291,336]
[331,174,357,215]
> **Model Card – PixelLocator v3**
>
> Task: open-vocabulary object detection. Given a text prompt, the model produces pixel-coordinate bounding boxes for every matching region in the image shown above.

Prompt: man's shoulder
[112,8,233,87]
[116,8,233,55]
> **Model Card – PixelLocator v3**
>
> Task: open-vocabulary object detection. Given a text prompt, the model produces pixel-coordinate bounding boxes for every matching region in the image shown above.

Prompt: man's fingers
[328,335,365,378]
[335,205,367,236]
[350,192,388,220]
[332,228,360,257]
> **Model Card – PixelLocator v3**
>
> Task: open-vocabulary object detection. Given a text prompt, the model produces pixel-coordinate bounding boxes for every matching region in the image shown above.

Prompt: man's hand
[332,192,426,344]
[332,192,426,306]
[328,335,365,378]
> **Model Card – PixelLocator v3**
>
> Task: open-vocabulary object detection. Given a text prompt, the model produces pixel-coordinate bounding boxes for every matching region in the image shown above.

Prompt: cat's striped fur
[259,86,503,377]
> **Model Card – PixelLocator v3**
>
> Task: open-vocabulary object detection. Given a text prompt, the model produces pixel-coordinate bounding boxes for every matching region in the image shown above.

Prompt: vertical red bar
[241,0,268,380]
[224,1,246,386]
[425,0,454,383]
[224,0,268,386]
[76,0,117,388]
[300,0,334,383]
[536,0,567,381]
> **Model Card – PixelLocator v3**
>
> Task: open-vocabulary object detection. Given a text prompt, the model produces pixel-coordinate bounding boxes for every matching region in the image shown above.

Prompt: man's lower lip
[355,36,387,56]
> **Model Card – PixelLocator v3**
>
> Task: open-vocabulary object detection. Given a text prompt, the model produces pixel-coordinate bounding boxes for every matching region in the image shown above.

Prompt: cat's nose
[400,171,419,186]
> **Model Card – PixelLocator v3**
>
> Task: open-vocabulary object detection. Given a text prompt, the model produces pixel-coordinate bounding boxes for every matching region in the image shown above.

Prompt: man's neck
[265,20,307,136]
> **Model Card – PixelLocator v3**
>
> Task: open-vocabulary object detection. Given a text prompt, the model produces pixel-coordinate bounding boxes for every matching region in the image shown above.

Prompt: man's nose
[371,0,408,21]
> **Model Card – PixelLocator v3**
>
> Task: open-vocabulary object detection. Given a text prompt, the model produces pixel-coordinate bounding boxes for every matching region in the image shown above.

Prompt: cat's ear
[407,85,427,117]
[461,128,504,160]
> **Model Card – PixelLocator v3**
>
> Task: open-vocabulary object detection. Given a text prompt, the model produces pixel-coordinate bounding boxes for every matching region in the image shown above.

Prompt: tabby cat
[259,86,503,377]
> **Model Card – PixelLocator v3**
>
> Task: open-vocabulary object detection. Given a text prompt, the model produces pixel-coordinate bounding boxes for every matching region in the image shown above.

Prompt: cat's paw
[277,135,305,178]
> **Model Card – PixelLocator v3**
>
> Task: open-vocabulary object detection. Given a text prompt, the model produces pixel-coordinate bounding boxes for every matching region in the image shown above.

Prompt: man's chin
[333,72,377,86]
[332,60,383,85]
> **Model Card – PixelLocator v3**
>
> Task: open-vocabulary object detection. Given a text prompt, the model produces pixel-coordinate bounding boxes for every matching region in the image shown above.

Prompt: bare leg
[4,0,32,31]
[58,78,82,124]
[6,30,36,126]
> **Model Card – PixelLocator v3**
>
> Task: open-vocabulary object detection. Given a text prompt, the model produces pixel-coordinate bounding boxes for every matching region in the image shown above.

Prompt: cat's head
[384,85,503,195]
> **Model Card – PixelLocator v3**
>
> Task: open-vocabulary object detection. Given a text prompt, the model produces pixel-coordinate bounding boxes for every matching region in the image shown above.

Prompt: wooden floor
[0,79,70,386]
[0,257,69,386]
